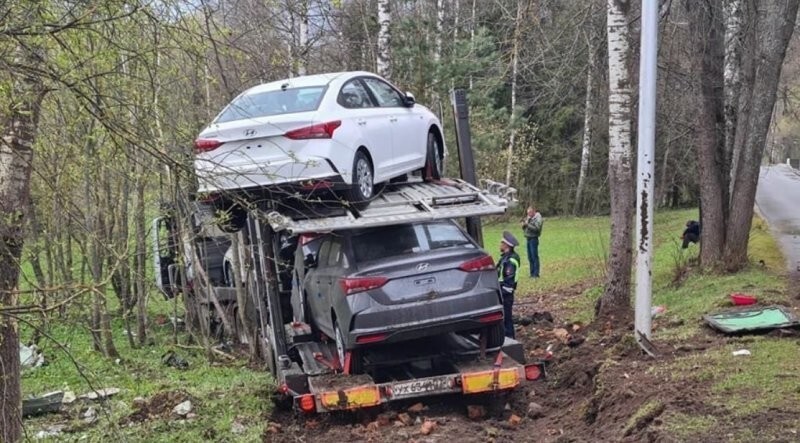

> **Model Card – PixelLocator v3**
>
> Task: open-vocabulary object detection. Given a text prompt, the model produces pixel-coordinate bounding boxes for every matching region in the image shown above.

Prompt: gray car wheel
[335,321,363,374]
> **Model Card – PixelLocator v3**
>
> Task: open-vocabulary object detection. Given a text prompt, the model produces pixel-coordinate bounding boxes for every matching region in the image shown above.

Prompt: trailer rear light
[197,192,220,203]
[459,255,495,272]
[478,311,504,323]
[194,138,223,153]
[284,120,341,140]
[300,179,333,190]
[300,233,320,245]
[339,276,388,295]
[298,394,316,413]
[355,332,388,344]
[524,364,543,381]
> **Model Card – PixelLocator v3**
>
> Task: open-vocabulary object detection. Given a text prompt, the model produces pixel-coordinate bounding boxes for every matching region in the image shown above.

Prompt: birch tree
[505,0,527,186]
[596,0,634,322]
[298,0,309,76]
[377,0,392,78]
[575,1,600,214]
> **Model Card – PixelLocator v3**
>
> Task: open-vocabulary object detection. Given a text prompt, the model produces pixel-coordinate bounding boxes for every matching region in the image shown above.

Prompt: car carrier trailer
[152,90,545,414]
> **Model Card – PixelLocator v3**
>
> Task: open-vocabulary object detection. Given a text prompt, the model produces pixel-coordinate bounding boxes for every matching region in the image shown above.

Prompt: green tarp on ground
[704,306,800,334]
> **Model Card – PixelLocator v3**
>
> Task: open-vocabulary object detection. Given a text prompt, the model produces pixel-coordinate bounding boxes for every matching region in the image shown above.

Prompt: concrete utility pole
[635,0,658,348]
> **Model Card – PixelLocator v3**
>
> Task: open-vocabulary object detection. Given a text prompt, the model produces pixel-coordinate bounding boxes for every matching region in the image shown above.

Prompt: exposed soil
[120,390,193,425]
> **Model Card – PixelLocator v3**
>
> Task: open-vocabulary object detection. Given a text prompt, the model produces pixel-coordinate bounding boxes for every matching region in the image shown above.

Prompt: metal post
[635,0,658,345]
[450,89,484,247]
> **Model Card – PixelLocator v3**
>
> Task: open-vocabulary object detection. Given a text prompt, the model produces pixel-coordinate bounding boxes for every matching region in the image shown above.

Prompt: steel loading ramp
[264,178,517,234]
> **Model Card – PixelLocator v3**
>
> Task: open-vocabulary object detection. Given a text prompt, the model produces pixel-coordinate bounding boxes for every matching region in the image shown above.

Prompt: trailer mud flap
[319,385,381,410]
[460,368,519,394]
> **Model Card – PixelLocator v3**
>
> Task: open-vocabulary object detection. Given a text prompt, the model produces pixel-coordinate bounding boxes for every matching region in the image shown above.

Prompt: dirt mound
[120,390,193,424]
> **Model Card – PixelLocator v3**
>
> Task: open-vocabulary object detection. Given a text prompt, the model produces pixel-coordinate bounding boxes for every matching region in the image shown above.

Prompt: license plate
[391,376,453,399]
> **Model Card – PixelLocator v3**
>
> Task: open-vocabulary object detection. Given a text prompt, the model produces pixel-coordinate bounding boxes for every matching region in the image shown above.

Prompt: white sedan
[194,71,445,205]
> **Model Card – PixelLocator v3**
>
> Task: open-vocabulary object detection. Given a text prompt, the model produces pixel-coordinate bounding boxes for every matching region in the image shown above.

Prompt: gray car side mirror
[304,253,317,269]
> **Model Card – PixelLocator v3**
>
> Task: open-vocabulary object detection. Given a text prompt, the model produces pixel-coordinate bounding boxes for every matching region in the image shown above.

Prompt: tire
[344,151,374,204]
[485,322,506,349]
[423,131,443,181]
[335,321,363,374]
[216,204,247,233]
[224,263,235,288]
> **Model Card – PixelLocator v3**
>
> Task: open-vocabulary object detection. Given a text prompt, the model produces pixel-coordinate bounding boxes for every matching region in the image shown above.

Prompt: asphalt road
[756,164,800,277]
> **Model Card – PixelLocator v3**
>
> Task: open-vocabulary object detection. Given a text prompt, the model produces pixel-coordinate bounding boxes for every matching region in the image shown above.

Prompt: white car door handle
[389,117,398,123]
[357,119,366,126]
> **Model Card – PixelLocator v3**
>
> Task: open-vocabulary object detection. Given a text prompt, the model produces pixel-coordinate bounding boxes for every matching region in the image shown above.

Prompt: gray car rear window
[351,223,471,263]
[215,86,326,123]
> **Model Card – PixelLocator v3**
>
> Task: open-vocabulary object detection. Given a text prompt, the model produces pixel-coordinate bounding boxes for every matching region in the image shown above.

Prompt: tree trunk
[454,0,460,38]
[0,47,45,443]
[134,158,148,346]
[298,0,309,76]
[575,2,598,215]
[231,235,256,356]
[505,0,525,186]
[723,0,799,270]
[597,0,634,323]
[723,0,743,193]
[435,0,444,64]
[469,0,477,89]
[377,0,392,78]
[687,0,727,268]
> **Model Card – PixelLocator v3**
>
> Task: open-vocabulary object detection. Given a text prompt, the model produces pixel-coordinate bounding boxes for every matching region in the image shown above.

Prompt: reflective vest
[497,251,520,290]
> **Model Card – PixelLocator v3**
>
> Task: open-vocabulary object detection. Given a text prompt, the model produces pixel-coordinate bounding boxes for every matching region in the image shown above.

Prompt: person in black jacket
[682,220,701,249]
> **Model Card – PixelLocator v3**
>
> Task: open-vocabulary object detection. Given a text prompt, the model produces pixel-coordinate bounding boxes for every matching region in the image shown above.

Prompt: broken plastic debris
[20,343,45,370]
[79,387,121,400]
[732,349,751,356]
[651,306,667,318]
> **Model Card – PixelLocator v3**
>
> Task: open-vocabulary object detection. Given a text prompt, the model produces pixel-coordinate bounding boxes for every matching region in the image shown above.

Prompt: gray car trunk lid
[350,248,492,305]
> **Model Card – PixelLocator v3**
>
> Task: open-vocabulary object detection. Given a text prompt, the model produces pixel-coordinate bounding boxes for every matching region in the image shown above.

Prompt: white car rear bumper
[195,155,341,193]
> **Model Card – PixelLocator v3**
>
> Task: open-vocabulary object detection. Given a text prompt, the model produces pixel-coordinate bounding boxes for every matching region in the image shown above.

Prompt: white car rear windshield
[215,86,326,123]
[352,222,472,263]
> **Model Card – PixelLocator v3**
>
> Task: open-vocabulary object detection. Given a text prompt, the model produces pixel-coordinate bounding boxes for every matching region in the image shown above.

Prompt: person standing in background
[521,205,543,278]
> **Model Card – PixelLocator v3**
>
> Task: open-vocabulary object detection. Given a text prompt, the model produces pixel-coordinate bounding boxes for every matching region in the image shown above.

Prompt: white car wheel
[424,131,443,181]
[345,151,374,203]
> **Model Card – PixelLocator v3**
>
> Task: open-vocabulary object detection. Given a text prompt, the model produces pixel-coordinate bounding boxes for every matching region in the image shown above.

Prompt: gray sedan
[298,220,505,373]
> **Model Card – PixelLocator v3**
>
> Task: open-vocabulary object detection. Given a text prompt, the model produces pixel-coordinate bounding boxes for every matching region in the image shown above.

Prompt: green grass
[21,313,270,442]
[660,412,719,440]
[484,214,610,295]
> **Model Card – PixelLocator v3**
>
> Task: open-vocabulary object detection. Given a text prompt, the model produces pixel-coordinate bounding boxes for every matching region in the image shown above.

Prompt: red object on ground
[730,293,758,306]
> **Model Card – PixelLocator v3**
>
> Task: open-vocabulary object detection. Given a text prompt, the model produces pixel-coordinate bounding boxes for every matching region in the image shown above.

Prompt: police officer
[497,231,520,339]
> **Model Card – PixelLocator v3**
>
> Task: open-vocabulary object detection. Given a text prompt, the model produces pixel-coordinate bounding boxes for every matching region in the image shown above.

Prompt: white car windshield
[215,86,326,123]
